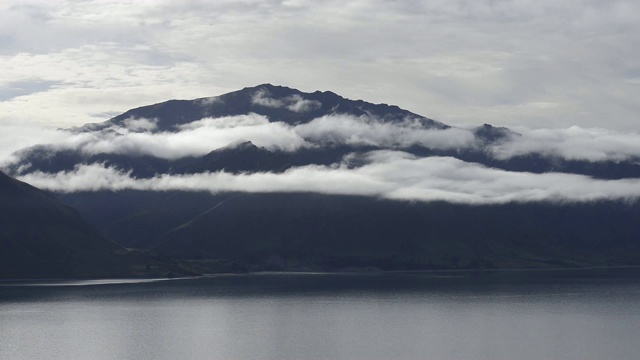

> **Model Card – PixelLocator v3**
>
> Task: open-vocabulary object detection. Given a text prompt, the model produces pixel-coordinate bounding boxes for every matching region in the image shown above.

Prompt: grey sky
[1,0,639,130]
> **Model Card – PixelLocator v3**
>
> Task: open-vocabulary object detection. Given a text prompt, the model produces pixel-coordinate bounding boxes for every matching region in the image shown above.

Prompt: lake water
[1,268,640,360]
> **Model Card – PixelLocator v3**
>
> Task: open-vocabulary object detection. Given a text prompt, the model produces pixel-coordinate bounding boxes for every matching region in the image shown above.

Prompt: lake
[1,268,640,360]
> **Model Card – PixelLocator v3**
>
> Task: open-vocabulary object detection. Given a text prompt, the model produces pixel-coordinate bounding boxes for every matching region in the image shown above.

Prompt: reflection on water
[1,268,640,360]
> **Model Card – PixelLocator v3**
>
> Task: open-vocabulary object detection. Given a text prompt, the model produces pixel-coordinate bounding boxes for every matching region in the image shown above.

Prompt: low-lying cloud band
[17,151,640,205]
[5,112,640,168]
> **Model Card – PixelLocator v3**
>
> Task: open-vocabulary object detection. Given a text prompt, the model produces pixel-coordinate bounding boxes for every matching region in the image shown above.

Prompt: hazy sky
[1,0,639,130]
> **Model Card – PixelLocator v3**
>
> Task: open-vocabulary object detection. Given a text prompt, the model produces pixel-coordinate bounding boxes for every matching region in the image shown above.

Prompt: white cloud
[81,113,307,158]
[122,117,158,132]
[0,45,229,127]
[489,126,640,162]
[0,113,308,167]
[198,96,223,106]
[295,115,477,149]
[1,0,640,131]
[0,122,77,168]
[286,94,321,112]
[2,113,480,166]
[17,151,640,204]
[5,112,640,169]
[251,89,285,108]
[251,89,321,112]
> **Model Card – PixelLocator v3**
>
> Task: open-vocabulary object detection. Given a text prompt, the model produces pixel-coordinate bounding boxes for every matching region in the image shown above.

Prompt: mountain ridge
[72,83,447,133]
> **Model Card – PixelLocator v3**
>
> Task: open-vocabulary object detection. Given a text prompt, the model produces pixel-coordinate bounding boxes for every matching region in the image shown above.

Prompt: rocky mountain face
[5,84,640,273]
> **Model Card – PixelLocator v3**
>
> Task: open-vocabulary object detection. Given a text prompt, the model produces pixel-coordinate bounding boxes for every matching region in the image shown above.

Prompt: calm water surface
[1,268,640,360]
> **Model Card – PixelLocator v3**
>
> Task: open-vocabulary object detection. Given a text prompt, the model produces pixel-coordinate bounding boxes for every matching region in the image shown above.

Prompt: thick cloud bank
[81,113,307,157]
[490,126,640,162]
[4,106,640,205]
[5,113,640,166]
[2,113,482,163]
[18,151,640,204]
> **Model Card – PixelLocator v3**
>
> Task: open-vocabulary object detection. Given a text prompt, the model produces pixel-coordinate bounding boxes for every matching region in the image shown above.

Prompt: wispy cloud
[488,126,640,162]
[122,117,158,132]
[0,122,76,168]
[251,89,321,112]
[296,114,476,149]
[251,89,285,108]
[17,151,640,204]
[285,94,321,112]
[81,113,307,158]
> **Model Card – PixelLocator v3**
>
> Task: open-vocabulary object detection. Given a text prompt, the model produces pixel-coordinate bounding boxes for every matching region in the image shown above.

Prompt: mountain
[5,84,640,272]
[0,172,185,279]
[10,84,640,180]
[75,84,447,133]
[57,191,640,271]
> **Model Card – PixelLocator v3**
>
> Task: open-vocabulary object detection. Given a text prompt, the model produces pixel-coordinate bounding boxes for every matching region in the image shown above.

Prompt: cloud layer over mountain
[4,85,640,205]
[17,151,640,205]
[5,111,640,165]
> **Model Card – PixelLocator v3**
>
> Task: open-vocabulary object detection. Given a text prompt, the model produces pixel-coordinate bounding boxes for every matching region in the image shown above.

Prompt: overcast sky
[1,0,639,131]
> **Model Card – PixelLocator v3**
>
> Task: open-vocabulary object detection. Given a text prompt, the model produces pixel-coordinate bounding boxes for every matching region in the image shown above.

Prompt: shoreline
[3,264,640,287]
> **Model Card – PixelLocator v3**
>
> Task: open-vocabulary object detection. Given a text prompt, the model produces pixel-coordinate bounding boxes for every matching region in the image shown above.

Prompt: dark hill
[76,84,447,132]
[58,190,640,271]
[0,172,180,279]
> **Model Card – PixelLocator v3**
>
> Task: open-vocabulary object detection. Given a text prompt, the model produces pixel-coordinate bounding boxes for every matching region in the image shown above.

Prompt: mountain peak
[79,84,448,133]
[472,123,519,143]
[229,141,260,151]
[244,83,296,93]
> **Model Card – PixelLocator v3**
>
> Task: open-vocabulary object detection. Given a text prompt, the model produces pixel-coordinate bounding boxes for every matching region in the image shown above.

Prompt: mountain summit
[76,84,447,133]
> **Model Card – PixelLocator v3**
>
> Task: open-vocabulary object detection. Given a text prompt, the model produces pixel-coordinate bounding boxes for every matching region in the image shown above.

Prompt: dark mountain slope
[57,190,640,270]
[0,172,180,279]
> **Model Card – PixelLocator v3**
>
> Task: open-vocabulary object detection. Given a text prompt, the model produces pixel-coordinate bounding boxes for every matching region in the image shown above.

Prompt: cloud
[1,0,640,132]
[286,94,321,112]
[0,114,307,167]
[17,151,640,204]
[122,117,158,132]
[81,113,307,158]
[251,89,322,112]
[0,122,77,168]
[295,114,477,149]
[3,113,480,166]
[251,89,285,108]
[0,44,229,127]
[488,126,640,162]
[5,110,640,170]
[198,96,224,106]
